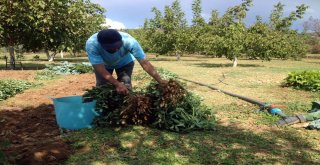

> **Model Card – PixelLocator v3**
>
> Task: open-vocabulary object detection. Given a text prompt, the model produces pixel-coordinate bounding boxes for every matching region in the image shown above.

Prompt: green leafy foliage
[191,0,205,26]
[64,0,105,56]
[35,70,57,80]
[143,0,188,58]
[83,79,215,133]
[283,70,320,91]
[44,61,93,75]
[0,0,105,64]
[146,81,215,132]
[83,84,126,126]
[45,61,79,75]
[74,63,94,74]
[0,79,34,101]
[269,2,308,31]
[138,0,308,65]
[246,20,307,60]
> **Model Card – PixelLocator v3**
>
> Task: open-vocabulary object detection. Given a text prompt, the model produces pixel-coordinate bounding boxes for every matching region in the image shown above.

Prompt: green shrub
[45,61,78,75]
[283,70,320,92]
[74,62,93,74]
[33,55,40,61]
[35,70,57,80]
[45,61,93,75]
[0,79,34,101]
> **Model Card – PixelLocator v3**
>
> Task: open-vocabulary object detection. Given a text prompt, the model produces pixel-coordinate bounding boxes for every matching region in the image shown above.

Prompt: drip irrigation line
[177,77,265,106]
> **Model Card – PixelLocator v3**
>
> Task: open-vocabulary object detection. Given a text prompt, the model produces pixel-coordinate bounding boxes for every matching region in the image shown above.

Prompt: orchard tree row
[0,0,313,68]
[130,0,309,67]
[0,0,105,68]
[303,16,320,54]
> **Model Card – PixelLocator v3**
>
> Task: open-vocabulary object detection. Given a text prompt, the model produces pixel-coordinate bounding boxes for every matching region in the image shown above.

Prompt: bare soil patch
[0,105,70,164]
[0,73,96,164]
[0,70,35,81]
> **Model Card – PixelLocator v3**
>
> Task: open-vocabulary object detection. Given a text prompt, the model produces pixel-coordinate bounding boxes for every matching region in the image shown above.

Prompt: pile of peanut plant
[146,80,215,132]
[83,84,126,126]
[83,79,216,133]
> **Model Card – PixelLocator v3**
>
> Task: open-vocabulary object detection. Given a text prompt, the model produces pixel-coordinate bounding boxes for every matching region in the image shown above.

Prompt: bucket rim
[49,95,97,104]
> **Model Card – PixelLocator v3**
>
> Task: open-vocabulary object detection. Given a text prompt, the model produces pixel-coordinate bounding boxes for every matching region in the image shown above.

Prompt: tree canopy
[137,0,309,67]
[0,0,105,67]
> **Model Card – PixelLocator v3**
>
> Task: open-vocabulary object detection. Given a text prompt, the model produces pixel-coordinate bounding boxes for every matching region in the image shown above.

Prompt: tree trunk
[72,50,77,57]
[69,51,76,57]
[176,51,181,61]
[233,56,238,67]
[49,53,57,62]
[8,0,15,69]
[45,50,56,62]
[45,50,50,60]
[60,50,64,59]
[9,46,15,69]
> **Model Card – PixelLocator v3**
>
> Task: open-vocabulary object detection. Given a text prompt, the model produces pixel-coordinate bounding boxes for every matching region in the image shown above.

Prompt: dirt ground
[0,71,96,164]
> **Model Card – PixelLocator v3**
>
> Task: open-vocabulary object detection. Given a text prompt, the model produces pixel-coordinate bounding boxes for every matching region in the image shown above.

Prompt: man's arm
[138,59,167,84]
[92,64,128,94]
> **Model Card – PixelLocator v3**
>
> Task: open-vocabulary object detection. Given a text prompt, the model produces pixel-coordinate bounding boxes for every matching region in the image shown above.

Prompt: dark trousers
[95,61,134,89]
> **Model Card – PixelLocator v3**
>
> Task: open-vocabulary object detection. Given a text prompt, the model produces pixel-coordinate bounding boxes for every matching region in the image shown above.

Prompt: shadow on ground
[0,104,71,164]
[0,63,46,70]
[64,123,320,164]
[148,57,207,62]
[0,58,90,70]
[306,61,320,65]
[193,62,263,68]
[1,104,318,164]
[54,58,89,63]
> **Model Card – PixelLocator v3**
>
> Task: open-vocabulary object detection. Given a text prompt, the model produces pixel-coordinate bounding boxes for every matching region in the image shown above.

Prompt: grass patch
[0,62,46,70]
[65,124,320,164]
[65,55,320,163]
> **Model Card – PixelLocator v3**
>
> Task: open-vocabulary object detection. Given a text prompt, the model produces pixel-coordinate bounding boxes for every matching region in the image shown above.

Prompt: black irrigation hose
[177,77,265,107]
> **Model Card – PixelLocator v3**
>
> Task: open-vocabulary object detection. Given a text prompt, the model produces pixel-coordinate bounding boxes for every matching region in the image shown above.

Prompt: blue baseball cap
[97,29,123,50]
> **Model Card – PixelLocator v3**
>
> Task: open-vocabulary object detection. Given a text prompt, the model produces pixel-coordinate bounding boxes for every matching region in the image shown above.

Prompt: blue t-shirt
[85,32,146,69]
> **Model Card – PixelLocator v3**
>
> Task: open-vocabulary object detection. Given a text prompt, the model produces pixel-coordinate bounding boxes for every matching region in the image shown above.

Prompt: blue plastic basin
[52,96,99,130]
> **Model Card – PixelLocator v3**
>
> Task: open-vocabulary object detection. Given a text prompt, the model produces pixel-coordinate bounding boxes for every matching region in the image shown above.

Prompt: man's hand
[115,83,129,95]
[92,64,129,95]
